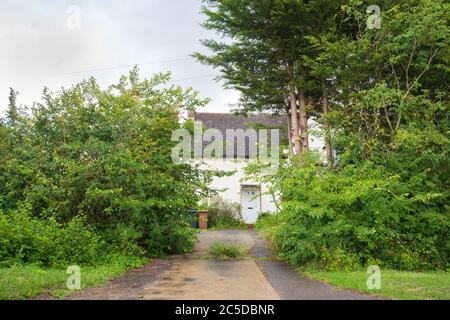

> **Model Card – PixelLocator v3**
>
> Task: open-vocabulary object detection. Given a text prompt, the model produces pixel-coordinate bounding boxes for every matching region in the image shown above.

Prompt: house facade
[188,111,324,224]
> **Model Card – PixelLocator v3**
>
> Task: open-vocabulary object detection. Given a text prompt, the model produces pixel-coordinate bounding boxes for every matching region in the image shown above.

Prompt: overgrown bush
[255,212,279,234]
[260,149,449,271]
[0,205,103,268]
[207,196,246,230]
[0,69,213,267]
[246,0,449,271]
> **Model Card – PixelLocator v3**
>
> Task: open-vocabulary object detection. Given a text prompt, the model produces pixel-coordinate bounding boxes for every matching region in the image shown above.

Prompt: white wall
[200,159,278,214]
[195,118,326,218]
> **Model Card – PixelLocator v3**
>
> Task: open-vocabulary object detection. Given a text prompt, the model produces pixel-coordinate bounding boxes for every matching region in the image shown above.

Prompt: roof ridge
[194,112,280,116]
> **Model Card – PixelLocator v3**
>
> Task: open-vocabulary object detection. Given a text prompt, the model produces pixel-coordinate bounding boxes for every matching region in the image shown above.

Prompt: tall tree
[324,0,449,161]
[196,0,358,158]
[6,88,20,126]
[195,0,313,154]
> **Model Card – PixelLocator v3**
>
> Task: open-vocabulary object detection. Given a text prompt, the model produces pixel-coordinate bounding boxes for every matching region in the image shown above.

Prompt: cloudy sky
[0,0,239,113]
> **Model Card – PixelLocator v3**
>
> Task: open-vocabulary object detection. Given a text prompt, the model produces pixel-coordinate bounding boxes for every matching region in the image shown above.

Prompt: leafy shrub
[208,196,246,230]
[265,153,449,271]
[0,205,103,268]
[208,242,247,260]
[255,212,279,234]
[0,69,212,266]
[144,220,199,256]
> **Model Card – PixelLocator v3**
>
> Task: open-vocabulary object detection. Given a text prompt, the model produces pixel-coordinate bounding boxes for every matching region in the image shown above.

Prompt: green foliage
[208,242,247,260]
[0,205,102,268]
[196,0,349,116]
[261,153,449,271]
[0,68,212,267]
[6,87,20,126]
[246,0,449,272]
[255,212,279,235]
[208,196,246,230]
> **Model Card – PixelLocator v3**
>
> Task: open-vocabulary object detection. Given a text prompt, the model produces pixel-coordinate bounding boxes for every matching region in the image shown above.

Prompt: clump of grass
[208,242,247,260]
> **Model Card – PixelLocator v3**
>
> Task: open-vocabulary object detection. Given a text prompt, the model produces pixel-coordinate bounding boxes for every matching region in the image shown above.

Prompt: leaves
[0,69,213,264]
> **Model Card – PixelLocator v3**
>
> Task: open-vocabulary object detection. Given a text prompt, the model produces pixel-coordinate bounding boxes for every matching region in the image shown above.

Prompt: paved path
[67,230,382,300]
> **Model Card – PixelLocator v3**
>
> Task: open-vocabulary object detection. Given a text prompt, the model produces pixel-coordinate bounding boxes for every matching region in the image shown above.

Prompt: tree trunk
[289,90,301,155]
[322,81,334,169]
[298,88,309,152]
[286,107,293,151]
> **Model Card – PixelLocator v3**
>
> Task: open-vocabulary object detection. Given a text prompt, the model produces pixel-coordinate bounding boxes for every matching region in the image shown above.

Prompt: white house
[187,111,325,225]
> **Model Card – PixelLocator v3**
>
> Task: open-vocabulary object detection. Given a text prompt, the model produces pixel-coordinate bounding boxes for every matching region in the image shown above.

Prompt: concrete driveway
[67,230,382,300]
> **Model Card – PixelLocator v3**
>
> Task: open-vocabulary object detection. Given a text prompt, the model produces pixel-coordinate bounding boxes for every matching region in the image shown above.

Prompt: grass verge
[0,255,148,300]
[303,269,450,300]
[256,214,450,300]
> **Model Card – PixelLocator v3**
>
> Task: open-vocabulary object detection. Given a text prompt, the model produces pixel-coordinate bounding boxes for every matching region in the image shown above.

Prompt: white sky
[0,0,240,113]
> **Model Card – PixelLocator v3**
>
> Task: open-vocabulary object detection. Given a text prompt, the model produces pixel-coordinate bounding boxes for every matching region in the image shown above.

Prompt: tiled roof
[192,112,287,133]
[190,112,288,158]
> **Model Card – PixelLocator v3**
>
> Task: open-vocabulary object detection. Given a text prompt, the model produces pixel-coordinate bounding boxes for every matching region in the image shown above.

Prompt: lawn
[0,256,148,300]
[303,269,450,300]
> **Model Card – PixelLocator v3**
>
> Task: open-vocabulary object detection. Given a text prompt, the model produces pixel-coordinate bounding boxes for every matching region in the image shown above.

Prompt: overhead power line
[172,75,220,82]
[56,57,195,76]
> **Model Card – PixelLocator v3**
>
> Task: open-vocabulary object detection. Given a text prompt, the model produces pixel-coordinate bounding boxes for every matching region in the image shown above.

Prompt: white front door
[241,189,261,224]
